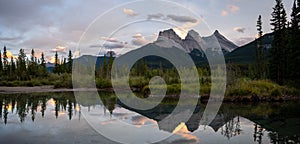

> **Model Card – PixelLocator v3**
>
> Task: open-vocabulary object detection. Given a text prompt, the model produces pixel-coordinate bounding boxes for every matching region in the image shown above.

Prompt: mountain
[203,30,238,54]
[154,29,238,54]
[225,33,273,64]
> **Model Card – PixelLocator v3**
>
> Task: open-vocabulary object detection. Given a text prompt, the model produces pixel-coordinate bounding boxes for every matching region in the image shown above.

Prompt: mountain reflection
[1,92,300,143]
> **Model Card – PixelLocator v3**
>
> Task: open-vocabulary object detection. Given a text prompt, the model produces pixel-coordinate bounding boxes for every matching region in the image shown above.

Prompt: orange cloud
[228,5,240,13]
[51,45,67,54]
[123,8,138,17]
[221,5,240,16]
[221,10,228,16]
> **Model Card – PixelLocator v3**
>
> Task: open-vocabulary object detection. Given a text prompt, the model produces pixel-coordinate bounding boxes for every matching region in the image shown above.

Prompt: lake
[0,92,299,144]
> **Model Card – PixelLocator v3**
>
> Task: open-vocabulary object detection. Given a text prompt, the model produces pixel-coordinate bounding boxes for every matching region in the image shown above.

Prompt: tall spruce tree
[67,50,72,73]
[17,49,27,80]
[53,51,60,74]
[10,56,16,79]
[289,0,300,85]
[40,52,47,76]
[0,50,3,73]
[3,46,9,73]
[269,0,288,84]
[41,52,46,68]
[256,15,265,79]
[291,0,299,29]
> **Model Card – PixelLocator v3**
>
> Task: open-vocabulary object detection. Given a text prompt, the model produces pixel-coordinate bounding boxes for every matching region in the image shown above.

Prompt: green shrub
[270,87,282,97]
[96,78,112,89]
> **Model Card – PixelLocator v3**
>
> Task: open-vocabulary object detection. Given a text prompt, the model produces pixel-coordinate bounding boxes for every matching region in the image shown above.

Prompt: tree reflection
[253,124,264,144]
[269,132,300,144]
[220,115,241,139]
[0,92,79,124]
[99,92,117,116]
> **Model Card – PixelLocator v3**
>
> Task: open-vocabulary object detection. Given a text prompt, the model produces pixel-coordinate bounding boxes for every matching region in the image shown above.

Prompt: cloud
[89,44,102,48]
[103,42,126,49]
[235,37,254,46]
[221,10,228,16]
[131,34,149,46]
[228,5,240,13]
[123,8,138,17]
[101,37,118,43]
[0,36,22,41]
[147,13,164,20]
[100,37,128,49]
[221,5,240,16]
[233,27,246,33]
[167,15,198,23]
[51,45,67,54]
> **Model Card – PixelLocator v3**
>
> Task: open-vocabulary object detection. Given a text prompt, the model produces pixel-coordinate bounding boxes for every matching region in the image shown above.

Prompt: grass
[225,79,300,101]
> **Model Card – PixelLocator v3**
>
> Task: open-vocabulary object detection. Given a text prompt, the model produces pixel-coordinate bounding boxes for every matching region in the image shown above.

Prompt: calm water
[0,92,299,144]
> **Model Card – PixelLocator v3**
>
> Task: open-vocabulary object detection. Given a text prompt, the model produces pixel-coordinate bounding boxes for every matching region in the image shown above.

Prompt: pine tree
[67,50,72,73]
[3,46,9,73]
[269,0,288,84]
[53,51,60,74]
[289,0,300,86]
[10,56,16,79]
[41,52,46,68]
[61,58,67,73]
[17,49,27,80]
[0,50,3,73]
[28,49,37,78]
[291,0,299,29]
[40,52,47,76]
[256,15,265,79]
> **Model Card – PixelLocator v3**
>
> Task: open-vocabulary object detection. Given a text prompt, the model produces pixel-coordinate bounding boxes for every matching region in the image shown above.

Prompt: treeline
[0,46,73,85]
[255,0,300,86]
[0,46,48,81]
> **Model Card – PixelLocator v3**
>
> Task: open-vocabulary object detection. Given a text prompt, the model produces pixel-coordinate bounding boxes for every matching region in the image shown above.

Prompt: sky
[0,0,294,62]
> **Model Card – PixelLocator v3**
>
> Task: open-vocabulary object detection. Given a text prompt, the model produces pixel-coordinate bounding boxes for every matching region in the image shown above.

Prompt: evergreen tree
[67,50,72,73]
[31,49,35,63]
[41,52,46,68]
[53,51,60,74]
[10,56,16,79]
[0,51,3,73]
[40,52,47,76]
[17,49,27,80]
[3,46,9,73]
[269,0,288,84]
[291,0,299,29]
[256,15,265,79]
[28,49,37,78]
[289,0,300,85]
[61,58,67,73]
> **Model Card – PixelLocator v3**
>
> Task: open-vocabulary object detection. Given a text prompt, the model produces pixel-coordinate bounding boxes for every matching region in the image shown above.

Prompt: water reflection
[0,93,79,124]
[0,92,300,144]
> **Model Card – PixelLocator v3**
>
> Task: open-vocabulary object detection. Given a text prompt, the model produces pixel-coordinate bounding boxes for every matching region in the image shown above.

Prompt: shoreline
[1,86,299,102]
[0,86,113,94]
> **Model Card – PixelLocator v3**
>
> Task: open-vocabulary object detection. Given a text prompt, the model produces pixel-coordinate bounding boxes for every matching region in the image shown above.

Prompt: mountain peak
[214,30,220,35]
[158,29,179,38]
[186,30,199,38]
[157,29,183,46]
